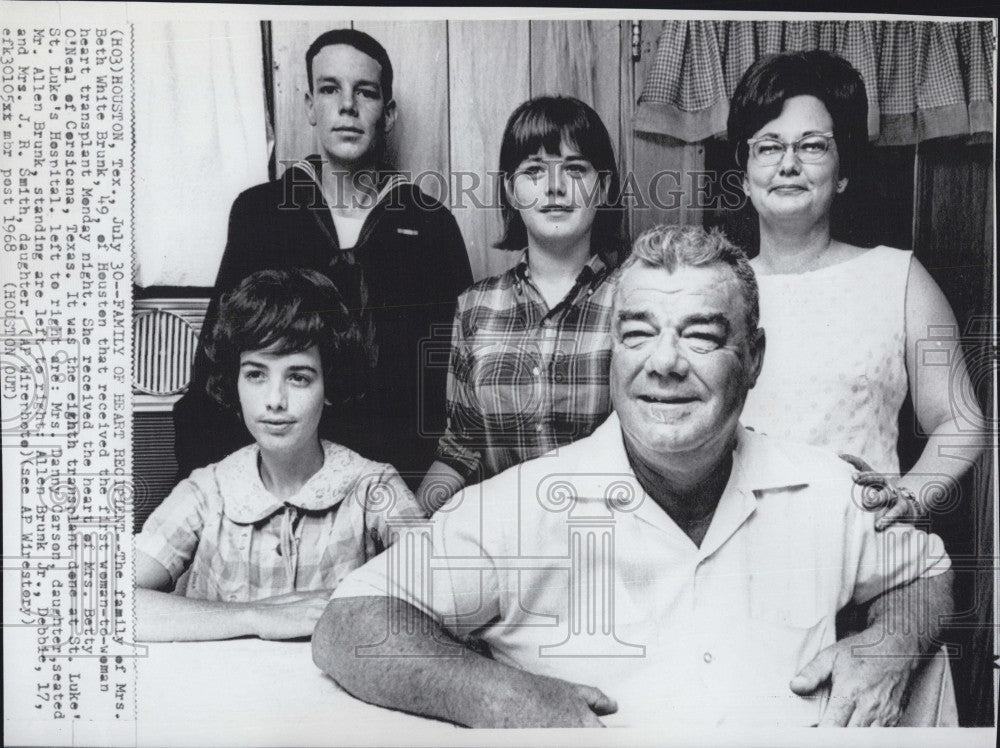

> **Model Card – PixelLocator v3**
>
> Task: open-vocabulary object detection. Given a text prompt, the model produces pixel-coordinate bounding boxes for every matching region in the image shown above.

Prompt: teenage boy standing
[174,29,472,487]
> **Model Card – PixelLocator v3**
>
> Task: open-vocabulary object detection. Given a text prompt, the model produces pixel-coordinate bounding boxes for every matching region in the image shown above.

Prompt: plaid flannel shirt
[136,441,422,602]
[435,251,616,483]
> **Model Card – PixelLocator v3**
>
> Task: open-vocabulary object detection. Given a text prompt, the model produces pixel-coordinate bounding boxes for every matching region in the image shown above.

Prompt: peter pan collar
[216,441,366,524]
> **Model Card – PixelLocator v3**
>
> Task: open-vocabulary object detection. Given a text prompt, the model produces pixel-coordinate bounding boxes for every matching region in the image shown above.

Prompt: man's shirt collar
[728,425,814,495]
[593,414,815,553]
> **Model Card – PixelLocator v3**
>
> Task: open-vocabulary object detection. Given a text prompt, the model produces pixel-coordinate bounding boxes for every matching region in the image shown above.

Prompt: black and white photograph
[2,3,996,745]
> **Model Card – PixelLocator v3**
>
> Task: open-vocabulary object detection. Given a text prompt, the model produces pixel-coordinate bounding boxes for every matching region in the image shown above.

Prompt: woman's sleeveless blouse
[741,247,912,474]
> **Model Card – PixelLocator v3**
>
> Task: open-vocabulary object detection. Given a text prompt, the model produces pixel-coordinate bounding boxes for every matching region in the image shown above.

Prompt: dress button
[532,366,540,376]
[703,652,713,664]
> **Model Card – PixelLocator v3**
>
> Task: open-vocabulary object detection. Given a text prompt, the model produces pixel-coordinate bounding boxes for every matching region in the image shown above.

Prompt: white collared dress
[136,440,423,601]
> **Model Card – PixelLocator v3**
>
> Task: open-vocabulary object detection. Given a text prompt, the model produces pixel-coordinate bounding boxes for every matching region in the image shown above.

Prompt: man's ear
[747,327,766,389]
[382,99,397,135]
[305,89,317,128]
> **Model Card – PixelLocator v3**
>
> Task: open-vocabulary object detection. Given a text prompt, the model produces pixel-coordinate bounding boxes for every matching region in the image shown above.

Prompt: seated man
[312,225,953,727]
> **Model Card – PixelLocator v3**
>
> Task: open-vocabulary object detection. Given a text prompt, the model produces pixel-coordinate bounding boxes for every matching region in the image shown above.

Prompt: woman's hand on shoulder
[840,453,926,530]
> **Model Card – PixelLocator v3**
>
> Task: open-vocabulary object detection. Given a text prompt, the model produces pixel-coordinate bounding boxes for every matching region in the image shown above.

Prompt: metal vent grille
[133,410,178,531]
[132,306,202,396]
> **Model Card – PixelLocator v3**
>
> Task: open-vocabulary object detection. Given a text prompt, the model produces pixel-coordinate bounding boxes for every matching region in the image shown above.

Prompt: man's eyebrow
[681,313,730,330]
[314,75,381,89]
[616,310,652,324]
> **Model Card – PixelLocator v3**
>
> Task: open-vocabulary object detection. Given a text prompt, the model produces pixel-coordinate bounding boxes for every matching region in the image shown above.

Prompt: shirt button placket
[692,563,713,666]
[233,528,250,602]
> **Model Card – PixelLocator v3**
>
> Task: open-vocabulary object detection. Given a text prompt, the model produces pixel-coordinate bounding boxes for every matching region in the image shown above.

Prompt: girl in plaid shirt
[136,268,423,641]
[417,97,627,512]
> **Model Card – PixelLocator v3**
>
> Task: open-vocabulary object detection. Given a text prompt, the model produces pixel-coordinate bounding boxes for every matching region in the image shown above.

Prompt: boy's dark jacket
[173,158,473,487]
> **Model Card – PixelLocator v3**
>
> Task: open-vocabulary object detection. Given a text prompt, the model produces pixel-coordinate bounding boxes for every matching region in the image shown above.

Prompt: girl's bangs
[236,305,324,358]
[509,108,586,164]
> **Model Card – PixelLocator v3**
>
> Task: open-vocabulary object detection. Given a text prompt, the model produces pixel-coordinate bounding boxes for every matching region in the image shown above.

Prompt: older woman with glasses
[730,50,984,527]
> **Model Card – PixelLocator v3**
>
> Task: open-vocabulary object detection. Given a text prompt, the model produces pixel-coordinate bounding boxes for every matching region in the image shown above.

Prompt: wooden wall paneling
[619,21,637,242]
[530,20,623,253]
[913,137,994,728]
[353,21,450,198]
[448,21,530,281]
[271,21,343,171]
[529,21,621,158]
[913,140,992,331]
[837,145,915,251]
[966,447,995,727]
[629,20,707,239]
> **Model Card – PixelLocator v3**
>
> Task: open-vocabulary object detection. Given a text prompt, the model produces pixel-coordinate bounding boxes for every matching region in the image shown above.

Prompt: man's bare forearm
[312,596,525,725]
[311,595,613,727]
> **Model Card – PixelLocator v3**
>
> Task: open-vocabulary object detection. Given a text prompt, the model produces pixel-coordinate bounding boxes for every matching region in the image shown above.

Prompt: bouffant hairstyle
[204,268,369,412]
[727,50,869,183]
[495,96,626,262]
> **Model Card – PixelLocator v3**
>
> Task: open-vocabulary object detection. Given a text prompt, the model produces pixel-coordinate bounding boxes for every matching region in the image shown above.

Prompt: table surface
[136,638,459,746]
[134,637,958,745]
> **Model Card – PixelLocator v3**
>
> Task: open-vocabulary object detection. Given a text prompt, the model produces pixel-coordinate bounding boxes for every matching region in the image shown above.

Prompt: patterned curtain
[635,20,995,145]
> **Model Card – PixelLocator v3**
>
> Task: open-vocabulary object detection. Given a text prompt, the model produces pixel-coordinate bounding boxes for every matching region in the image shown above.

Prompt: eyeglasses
[745,132,835,166]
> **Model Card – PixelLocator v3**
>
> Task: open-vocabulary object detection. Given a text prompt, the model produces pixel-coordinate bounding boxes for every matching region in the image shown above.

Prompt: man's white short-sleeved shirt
[335,413,950,726]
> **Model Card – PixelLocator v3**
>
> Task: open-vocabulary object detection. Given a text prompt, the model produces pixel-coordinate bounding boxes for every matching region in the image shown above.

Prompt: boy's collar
[289,157,409,209]
[295,156,405,188]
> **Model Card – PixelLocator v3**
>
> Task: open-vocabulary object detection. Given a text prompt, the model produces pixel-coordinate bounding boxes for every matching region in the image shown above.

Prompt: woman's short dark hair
[204,268,369,413]
[727,50,869,182]
[495,96,626,262]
